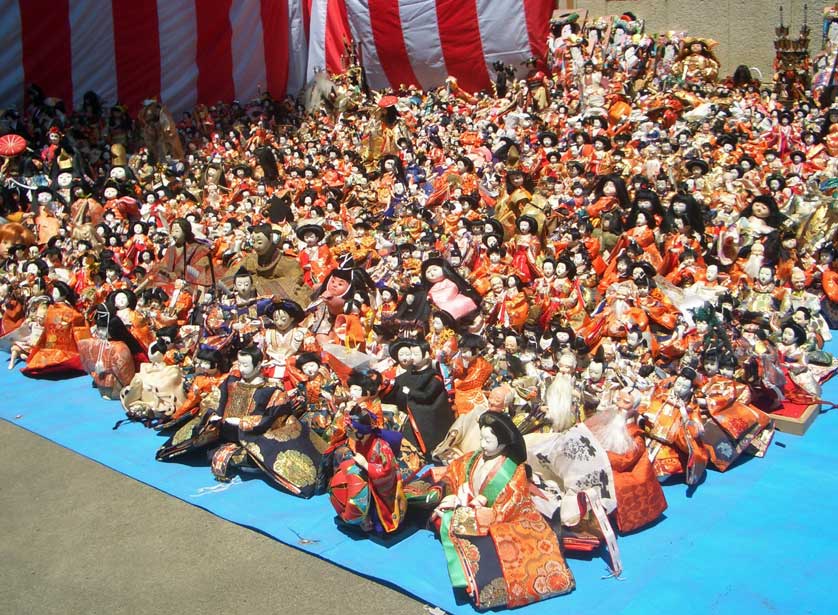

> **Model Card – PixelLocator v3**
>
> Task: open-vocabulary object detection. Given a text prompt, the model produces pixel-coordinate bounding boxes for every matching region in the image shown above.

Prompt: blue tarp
[2,343,838,615]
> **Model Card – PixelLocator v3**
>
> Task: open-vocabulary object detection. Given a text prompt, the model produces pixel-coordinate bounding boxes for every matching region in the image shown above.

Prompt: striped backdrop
[0,0,553,116]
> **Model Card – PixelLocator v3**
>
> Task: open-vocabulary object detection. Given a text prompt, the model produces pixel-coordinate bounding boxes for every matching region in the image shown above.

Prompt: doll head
[266,299,305,331]
[478,411,526,464]
[347,368,382,399]
[237,346,264,380]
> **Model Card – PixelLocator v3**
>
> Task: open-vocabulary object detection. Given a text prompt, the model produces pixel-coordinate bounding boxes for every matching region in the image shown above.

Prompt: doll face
[479,425,505,457]
[114,292,129,309]
[238,354,261,380]
[557,354,575,375]
[325,275,349,298]
[706,265,718,282]
[635,212,649,226]
[542,261,555,277]
[396,346,414,368]
[57,172,73,188]
[791,271,806,290]
[273,308,292,330]
[252,231,272,255]
[348,384,364,400]
[781,327,797,345]
[673,376,693,399]
[792,310,809,327]
[235,275,253,294]
[756,266,774,286]
[110,167,126,181]
[602,181,616,196]
[518,220,531,233]
[424,264,444,283]
[432,316,444,332]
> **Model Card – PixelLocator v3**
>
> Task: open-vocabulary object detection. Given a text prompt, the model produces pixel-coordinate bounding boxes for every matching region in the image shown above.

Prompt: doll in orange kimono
[430,412,574,609]
[696,351,773,471]
[22,281,88,377]
[639,367,709,486]
[78,304,145,399]
[450,334,494,417]
[587,390,667,534]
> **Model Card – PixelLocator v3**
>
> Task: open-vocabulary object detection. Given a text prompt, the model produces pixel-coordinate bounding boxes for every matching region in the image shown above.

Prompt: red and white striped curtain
[0,0,553,116]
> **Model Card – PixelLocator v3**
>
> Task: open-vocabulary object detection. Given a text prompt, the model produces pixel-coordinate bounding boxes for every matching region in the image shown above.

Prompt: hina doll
[6,297,49,370]
[422,258,481,323]
[158,346,324,497]
[495,275,530,332]
[158,348,225,431]
[120,337,186,421]
[586,390,668,534]
[292,352,338,438]
[381,339,454,465]
[261,299,309,381]
[296,223,337,288]
[506,215,541,285]
[431,411,574,609]
[640,367,709,485]
[427,310,458,386]
[695,355,772,472]
[21,281,87,377]
[450,334,494,417]
[672,38,720,85]
[238,223,311,307]
[328,405,407,535]
[78,304,144,400]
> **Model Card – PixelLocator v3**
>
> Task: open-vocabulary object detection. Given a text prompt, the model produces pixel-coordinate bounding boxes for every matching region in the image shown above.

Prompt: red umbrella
[0,134,27,157]
[377,95,399,108]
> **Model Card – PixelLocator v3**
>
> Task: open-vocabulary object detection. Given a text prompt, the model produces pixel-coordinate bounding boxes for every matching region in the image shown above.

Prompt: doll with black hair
[327,403,407,535]
[78,303,144,399]
[430,411,573,609]
[422,257,480,323]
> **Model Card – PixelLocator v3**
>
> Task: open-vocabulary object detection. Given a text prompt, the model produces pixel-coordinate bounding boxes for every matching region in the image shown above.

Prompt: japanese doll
[430,412,574,609]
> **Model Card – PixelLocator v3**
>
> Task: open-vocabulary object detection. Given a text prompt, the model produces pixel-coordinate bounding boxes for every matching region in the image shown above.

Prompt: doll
[21,281,87,377]
[422,258,480,323]
[327,405,407,535]
[431,411,574,609]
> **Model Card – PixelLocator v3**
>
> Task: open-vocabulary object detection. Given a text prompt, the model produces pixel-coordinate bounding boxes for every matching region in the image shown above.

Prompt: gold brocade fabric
[223,382,259,419]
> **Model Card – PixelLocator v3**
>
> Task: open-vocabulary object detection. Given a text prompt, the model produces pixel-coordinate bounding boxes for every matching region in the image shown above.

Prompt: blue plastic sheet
[2,342,838,615]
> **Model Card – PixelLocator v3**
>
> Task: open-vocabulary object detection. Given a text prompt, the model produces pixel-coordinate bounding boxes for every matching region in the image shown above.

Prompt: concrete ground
[0,420,430,615]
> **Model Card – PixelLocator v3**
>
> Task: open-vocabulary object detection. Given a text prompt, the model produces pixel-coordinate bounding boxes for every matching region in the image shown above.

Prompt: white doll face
[518,220,531,233]
[396,346,414,367]
[348,384,363,400]
[752,201,770,218]
[758,267,773,285]
[273,308,292,329]
[57,172,73,188]
[235,276,253,294]
[479,425,505,457]
[542,261,555,277]
[602,181,616,196]
[781,327,796,345]
[705,265,718,282]
[301,360,319,377]
[37,191,52,205]
[110,167,126,181]
[238,355,260,380]
[51,287,62,302]
[424,264,444,283]
[104,187,118,200]
[114,293,129,309]
[432,316,444,332]
[673,376,693,399]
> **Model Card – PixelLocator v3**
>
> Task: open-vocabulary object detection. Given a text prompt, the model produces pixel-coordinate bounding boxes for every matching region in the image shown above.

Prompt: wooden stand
[770,403,820,436]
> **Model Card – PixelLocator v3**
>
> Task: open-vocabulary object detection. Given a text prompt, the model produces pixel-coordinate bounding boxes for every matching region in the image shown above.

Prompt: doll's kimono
[435,451,574,609]
[21,302,87,376]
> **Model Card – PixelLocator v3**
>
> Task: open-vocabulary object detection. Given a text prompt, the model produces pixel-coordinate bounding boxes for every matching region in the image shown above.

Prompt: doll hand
[402,386,410,395]
[224,417,241,426]
[434,494,460,515]
[471,494,488,507]
[208,414,223,423]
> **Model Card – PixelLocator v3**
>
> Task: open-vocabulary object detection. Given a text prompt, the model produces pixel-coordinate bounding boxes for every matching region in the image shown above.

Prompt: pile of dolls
[3,10,838,610]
